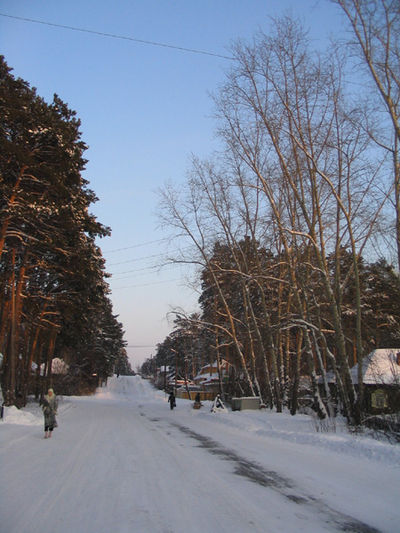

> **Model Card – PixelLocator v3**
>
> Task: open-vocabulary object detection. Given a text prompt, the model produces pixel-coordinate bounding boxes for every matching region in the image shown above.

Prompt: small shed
[231,396,261,411]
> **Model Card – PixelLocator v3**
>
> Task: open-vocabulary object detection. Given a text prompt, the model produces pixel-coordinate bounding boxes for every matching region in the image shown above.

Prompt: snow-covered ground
[1,376,399,533]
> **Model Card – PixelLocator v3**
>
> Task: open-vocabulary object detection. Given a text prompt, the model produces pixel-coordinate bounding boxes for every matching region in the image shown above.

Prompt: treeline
[143,4,400,425]
[143,249,400,419]
[0,57,131,407]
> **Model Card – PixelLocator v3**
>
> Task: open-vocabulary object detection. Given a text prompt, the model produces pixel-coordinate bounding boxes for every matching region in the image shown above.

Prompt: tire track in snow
[170,422,381,533]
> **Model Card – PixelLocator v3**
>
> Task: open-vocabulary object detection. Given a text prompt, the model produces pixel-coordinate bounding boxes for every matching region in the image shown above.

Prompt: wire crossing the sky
[103,238,170,254]
[0,12,234,60]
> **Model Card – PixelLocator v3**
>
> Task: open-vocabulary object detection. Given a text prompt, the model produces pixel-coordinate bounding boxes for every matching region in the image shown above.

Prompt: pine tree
[0,57,124,406]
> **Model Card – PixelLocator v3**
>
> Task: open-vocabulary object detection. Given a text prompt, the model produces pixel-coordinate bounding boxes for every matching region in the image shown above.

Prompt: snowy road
[1,376,399,533]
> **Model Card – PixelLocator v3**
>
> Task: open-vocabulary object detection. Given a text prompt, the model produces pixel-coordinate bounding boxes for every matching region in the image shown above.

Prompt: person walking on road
[193,392,202,409]
[168,391,176,410]
[42,388,58,439]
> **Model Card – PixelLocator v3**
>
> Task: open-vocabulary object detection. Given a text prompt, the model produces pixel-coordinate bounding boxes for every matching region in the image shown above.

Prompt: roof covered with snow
[350,349,400,385]
[35,357,69,375]
[193,360,230,382]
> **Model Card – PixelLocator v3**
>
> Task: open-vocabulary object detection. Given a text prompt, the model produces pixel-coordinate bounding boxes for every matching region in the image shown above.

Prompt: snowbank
[1,405,42,426]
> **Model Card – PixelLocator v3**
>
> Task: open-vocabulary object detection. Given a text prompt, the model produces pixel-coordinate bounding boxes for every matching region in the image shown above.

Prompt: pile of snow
[2,405,42,426]
[204,407,400,466]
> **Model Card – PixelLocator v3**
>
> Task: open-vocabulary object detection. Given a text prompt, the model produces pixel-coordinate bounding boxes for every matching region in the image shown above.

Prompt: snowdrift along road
[1,376,399,533]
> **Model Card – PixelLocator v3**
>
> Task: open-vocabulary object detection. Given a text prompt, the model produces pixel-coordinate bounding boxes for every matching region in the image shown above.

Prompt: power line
[103,238,170,254]
[0,13,234,60]
[126,345,155,348]
[112,277,181,290]
[106,245,194,267]
[111,264,179,280]
[107,251,168,267]
[112,265,169,276]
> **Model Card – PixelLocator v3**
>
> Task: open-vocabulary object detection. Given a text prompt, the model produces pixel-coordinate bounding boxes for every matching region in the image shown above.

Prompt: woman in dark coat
[193,392,202,409]
[168,391,176,410]
[42,388,58,438]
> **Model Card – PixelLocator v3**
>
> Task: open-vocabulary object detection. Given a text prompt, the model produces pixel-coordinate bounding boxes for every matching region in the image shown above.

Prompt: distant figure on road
[193,392,202,409]
[168,391,176,410]
[42,388,58,439]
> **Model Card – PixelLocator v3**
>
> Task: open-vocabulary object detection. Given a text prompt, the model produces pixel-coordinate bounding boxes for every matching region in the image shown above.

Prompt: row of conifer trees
[0,57,129,406]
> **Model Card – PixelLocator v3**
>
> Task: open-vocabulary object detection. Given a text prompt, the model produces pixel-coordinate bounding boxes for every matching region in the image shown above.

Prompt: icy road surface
[1,376,400,533]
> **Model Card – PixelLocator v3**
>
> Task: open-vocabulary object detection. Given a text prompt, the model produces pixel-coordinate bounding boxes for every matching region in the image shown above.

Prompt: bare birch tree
[332,0,400,267]
[214,16,389,422]
[158,180,256,396]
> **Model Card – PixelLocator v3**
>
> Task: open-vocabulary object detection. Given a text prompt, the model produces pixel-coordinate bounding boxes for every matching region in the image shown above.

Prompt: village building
[192,359,230,390]
[350,348,400,413]
[174,360,231,401]
[318,349,400,414]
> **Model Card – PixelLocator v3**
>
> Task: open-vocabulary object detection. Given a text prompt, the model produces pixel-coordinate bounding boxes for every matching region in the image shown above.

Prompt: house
[350,349,400,413]
[154,365,174,389]
[193,359,230,389]
[316,349,400,414]
[35,357,69,376]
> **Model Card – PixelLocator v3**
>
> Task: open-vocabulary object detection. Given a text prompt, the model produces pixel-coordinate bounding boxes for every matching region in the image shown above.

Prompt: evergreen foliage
[0,57,130,406]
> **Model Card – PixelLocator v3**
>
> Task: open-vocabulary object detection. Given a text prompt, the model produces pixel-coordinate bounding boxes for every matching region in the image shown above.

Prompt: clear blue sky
[0,0,344,369]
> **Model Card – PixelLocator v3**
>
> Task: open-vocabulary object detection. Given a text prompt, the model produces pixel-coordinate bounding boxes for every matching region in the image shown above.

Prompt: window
[371,389,388,409]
